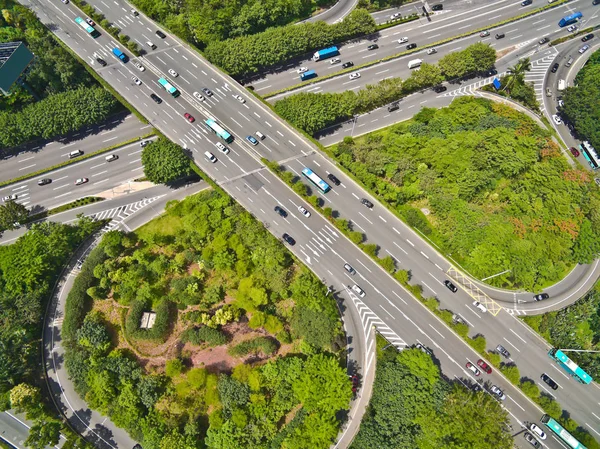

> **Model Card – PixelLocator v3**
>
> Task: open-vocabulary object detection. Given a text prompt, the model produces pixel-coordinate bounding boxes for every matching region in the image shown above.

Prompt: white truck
[408,59,423,69]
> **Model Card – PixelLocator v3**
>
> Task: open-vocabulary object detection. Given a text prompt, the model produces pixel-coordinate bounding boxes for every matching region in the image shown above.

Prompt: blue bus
[300,70,317,81]
[558,11,582,27]
[74,17,99,38]
[541,415,587,449]
[205,118,234,143]
[157,78,180,97]
[580,141,600,170]
[548,348,593,384]
[302,167,331,193]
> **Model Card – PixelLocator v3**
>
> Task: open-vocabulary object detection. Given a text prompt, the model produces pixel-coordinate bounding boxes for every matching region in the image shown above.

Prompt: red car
[350,374,359,393]
[570,147,580,157]
[184,112,195,123]
[477,359,492,374]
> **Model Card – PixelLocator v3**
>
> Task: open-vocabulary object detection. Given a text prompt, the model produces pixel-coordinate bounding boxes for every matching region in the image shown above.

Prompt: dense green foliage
[352,343,512,449]
[275,43,496,134]
[483,58,538,111]
[205,9,376,76]
[131,0,332,48]
[141,138,192,184]
[0,0,119,151]
[525,284,600,378]
[0,201,29,232]
[0,219,97,394]
[330,97,600,289]
[63,190,347,448]
[561,49,600,151]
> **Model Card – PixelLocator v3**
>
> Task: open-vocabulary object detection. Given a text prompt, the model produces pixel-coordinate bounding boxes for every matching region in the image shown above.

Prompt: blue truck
[312,46,339,61]
[300,70,317,81]
[112,47,128,62]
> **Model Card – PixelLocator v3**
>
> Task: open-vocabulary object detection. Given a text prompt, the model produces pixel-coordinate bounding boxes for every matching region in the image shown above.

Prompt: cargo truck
[312,46,339,61]
[300,70,317,81]
[408,59,422,69]
[112,48,128,62]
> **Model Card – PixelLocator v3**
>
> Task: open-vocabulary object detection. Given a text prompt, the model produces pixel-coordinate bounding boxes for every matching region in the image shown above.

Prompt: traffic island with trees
[62,189,350,448]
[482,58,538,112]
[351,336,514,449]
[328,96,600,290]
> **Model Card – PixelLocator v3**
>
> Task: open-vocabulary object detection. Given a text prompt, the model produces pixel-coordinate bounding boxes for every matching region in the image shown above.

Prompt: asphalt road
[255,0,600,95]
[18,0,600,447]
[0,137,155,213]
[0,112,150,184]
[302,0,359,24]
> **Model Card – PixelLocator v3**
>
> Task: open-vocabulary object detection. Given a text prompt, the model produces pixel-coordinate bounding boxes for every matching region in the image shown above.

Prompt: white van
[105,154,118,162]
[408,59,422,69]
[256,131,266,140]
[557,79,567,91]
[69,149,83,159]
[204,151,217,163]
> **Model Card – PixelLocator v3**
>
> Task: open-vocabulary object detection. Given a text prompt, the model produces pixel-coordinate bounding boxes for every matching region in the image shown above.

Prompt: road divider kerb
[263,0,575,99]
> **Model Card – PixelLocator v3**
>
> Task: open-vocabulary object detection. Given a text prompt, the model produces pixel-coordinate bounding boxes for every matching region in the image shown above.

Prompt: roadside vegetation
[275,43,496,134]
[328,97,600,290]
[141,137,192,184]
[524,282,600,379]
[560,48,600,150]
[482,58,538,112]
[132,0,336,49]
[205,9,376,76]
[0,0,120,152]
[351,336,513,449]
[62,190,349,449]
[0,218,102,449]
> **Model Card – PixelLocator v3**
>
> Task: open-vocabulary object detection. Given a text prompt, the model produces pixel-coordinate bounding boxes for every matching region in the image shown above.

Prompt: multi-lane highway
[254,0,600,95]
[13,0,600,447]
[0,138,154,212]
[0,112,150,184]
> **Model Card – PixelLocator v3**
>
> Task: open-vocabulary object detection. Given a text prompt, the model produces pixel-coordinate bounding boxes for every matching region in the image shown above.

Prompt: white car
[193,91,205,101]
[349,72,361,80]
[215,142,230,154]
[134,62,145,72]
[298,206,311,218]
[398,37,408,44]
[3,194,17,202]
[131,76,141,86]
[490,385,506,400]
[473,301,487,313]
[579,45,590,54]
[552,114,562,125]
[567,25,578,32]
[131,8,139,16]
[529,424,547,440]
[480,30,490,37]
[233,94,246,104]
[330,57,341,64]
[390,12,401,20]
[427,48,437,55]
[352,284,366,298]
[168,69,178,77]
[297,67,309,73]
[75,178,89,186]
[85,18,95,26]
[557,99,564,108]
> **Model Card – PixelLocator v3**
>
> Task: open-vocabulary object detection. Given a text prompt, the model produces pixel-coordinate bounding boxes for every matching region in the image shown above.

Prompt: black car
[133,445,143,449]
[431,3,443,10]
[274,206,287,218]
[495,33,505,39]
[367,44,379,50]
[327,173,341,186]
[415,343,432,356]
[541,373,558,390]
[483,68,498,77]
[361,198,373,208]
[444,280,458,292]
[156,30,166,39]
[582,33,594,42]
[406,43,417,50]
[388,102,400,112]
[282,233,296,246]
[37,178,52,186]
[521,0,532,5]
[432,85,447,93]
[538,37,549,45]
[534,293,549,301]
[202,87,213,96]
[551,63,559,73]
[496,344,510,358]
[96,57,107,66]
[342,61,354,69]
[594,0,600,5]
[150,93,162,104]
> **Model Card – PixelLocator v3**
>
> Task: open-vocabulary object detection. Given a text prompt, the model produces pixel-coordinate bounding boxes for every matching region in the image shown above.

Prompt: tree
[438,51,469,79]
[24,419,61,449]
[0,201,29,231]
[76,312,111,355]
[290,305,338,350]
[217,375,249,414]
[10,384,42,419]
[141,138,192,184]
[405,63,443,90]
[503,57,531,93]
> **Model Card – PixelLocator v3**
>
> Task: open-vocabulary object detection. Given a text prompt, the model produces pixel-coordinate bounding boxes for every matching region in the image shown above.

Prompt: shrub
[182,326,228,347]
[165,359,184,377]
[125,300,146,337]
[519,379,540,401]
[379,255,396,273]
[228,337,278,357]
[467,335,487,354]
[348,231,364,244]
[362,243,379,257]
[500,364,520,384]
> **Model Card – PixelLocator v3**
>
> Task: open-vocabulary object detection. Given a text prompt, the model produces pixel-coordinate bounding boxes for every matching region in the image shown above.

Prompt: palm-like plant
[503,57,532,93]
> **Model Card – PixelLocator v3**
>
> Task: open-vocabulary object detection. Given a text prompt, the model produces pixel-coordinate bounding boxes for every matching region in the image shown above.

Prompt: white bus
[408,59,423,69]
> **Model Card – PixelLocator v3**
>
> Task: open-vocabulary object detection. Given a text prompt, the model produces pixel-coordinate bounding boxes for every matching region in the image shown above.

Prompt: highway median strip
[263,0,574,99]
